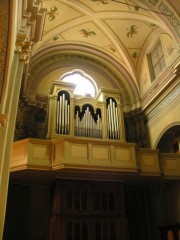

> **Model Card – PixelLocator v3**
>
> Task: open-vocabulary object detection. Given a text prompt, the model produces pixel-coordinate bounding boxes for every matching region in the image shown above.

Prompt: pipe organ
[47,81,125,141]
[75,105,102,138]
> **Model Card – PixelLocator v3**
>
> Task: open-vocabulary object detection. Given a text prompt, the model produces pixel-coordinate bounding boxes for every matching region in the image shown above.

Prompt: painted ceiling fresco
[30,0,180,100]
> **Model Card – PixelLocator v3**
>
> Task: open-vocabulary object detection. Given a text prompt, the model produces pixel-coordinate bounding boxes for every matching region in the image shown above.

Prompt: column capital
[15,33,33,63]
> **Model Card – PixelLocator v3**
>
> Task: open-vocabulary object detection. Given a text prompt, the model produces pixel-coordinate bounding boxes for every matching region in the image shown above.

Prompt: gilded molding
[15,33,33,63]
[0,113,7,131]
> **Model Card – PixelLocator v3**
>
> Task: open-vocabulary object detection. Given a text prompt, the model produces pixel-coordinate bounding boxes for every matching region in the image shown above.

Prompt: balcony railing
[11,137,180,179]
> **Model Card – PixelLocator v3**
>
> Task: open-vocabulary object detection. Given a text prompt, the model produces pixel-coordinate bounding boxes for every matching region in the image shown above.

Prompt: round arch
[27,44,140,110]
[154,122,180,151]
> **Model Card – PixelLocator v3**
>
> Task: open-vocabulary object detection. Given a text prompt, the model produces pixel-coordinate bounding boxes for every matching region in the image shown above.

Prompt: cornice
[21,0,46,42]
[15,0,47,62]
[141,54,180,112]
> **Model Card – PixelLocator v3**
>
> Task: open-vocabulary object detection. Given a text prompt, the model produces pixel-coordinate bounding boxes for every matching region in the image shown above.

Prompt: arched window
[60,70,97,97]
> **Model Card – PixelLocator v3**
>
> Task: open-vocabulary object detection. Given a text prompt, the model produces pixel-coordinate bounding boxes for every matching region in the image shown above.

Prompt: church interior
[0,0,180,239]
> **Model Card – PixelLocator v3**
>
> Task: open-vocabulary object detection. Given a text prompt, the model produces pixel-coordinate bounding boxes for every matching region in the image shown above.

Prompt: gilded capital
[15,33,33,63]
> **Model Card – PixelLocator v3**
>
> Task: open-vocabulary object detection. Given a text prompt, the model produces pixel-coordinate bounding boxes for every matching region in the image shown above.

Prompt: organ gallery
[47,80,125,141]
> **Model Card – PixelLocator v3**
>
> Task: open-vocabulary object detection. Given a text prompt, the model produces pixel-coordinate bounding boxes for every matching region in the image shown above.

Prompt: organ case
[46,81,125,141]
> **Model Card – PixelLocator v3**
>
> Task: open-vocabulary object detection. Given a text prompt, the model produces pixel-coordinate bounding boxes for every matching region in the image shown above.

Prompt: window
[148,41,166,81]
[61,70,97,97]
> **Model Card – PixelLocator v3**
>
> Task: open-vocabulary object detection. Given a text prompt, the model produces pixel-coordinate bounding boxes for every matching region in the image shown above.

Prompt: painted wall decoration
[158,2,180,37]
[90,0,109,4]
[149,0,159,6]
[109,46,116,53]
[161,33,177,63]
[132,52,138,58]
[0,0,9,100]
[53,36,59,41]
[47,6,58,21]
[134,5,140,11]
[167,44,175,56]
[127,25,138,38]
[79,29,96,37]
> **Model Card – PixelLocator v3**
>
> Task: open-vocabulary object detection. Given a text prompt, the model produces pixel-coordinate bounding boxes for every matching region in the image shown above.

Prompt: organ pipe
[56,93,70,135]
[67,104,70,134]
[56,100,59,133]
[115,107,119,139]
[56,92,120,140]
[74,106,102,138]
[62,94,65,134]
[107,98,120,140]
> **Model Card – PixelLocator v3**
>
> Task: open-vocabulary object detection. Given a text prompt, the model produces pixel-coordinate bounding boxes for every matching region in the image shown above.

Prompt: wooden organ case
[47,81,126,141]
[47,81,128,240]
[50,180,128,240]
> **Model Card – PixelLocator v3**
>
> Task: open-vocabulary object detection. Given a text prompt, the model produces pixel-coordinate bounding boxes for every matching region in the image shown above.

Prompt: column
[0,53,24,239]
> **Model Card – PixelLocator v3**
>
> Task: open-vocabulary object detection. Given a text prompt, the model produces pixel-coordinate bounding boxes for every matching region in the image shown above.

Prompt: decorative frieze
[158,2,180,37]
[147,83,180,121]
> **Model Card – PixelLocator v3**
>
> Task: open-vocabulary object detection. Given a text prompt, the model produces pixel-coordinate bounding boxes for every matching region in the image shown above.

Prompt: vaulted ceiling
[27,0,180,110]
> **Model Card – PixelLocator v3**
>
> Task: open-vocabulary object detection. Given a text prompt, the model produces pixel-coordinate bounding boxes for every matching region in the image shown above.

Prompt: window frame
[147,40,166,82]
[60,69,98,97]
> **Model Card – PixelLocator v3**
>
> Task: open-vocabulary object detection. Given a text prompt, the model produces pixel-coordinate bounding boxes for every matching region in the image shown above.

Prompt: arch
[155,122,180,152]
[28,44,140,109]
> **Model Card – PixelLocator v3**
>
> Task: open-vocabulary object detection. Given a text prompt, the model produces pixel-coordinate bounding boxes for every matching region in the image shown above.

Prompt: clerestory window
[147,41,166,81]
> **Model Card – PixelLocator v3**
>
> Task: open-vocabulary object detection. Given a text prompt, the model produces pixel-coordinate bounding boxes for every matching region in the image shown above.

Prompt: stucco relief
[0,0,9,100]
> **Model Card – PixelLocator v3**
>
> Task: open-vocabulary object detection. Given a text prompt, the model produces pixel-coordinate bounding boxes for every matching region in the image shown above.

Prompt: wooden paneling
[11,138,180,179]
